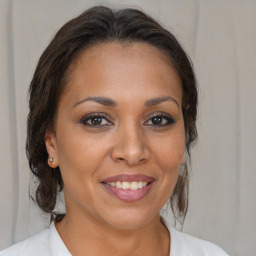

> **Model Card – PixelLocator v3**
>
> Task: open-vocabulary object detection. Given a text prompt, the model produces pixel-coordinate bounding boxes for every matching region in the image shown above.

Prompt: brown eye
[91,117,103,125]
[152,116,164,125]
[80,113,113,127]
[144,113,175,127]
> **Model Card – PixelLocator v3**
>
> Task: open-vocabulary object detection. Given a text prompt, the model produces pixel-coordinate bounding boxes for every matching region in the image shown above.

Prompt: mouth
[101,174,155,202]
[105,180,149,190]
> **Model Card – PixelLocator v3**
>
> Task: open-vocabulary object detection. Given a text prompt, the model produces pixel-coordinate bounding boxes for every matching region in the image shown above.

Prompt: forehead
[76,41,173,67]
[62,42,182,105]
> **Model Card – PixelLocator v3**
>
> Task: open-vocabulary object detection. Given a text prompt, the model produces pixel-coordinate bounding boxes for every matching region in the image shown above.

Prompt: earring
[49,157,54,166]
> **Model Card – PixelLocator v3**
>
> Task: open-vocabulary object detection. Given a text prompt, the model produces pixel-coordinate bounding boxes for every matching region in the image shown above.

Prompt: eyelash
[80,113,113,128]
[80,112,175,128]
[144,112,175,127]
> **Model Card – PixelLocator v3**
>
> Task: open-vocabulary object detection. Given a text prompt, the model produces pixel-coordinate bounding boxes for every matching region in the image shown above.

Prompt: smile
[106,181,149,190]
[101,174,155,202]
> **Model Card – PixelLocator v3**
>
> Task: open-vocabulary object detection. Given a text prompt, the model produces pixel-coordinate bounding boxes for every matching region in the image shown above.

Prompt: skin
[45,42,185,256]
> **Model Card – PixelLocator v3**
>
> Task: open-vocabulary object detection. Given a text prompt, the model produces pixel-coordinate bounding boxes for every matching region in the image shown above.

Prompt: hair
[26,5,197,225]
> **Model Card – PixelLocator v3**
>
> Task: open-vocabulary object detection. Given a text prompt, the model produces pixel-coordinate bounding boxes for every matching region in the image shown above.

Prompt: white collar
[49,222,174,256]
[49,223,72,256]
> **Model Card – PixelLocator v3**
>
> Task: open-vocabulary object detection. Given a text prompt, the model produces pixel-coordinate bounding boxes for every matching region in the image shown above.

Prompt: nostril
[110,137,149,166]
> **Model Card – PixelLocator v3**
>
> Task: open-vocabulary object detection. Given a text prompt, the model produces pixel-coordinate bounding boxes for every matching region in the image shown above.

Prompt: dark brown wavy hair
[26,6,198,224]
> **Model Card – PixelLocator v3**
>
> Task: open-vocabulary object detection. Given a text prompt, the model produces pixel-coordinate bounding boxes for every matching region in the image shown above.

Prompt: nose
[110,124,149,166]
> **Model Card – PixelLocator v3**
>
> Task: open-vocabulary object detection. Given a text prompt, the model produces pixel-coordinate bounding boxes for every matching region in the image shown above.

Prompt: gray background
[0,0,256,255]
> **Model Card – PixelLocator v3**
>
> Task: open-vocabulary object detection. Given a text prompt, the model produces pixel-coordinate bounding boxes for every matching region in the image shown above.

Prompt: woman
[0,6,229,256]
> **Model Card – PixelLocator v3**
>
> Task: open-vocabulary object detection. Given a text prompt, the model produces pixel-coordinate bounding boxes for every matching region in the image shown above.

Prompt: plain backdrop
[0,1,256,255]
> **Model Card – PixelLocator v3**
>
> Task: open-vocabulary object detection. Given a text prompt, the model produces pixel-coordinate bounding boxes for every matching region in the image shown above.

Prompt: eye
[144,112,175,127]
[80,113,113,127]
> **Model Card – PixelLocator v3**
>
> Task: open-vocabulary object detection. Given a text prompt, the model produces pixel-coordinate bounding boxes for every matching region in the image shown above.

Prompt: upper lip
[101,174,155,183]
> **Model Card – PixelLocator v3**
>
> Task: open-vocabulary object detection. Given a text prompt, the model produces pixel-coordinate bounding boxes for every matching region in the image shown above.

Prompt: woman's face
[46,42,185,230]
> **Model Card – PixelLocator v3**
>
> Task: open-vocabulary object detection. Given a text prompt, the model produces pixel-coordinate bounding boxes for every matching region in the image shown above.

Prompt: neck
[55,211,170,256]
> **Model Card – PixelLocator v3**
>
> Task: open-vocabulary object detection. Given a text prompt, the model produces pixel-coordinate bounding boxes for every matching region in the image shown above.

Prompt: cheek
[55,128,113,186]
[150,127,185,200]
[55,136,105,207]
[151,129,185,170]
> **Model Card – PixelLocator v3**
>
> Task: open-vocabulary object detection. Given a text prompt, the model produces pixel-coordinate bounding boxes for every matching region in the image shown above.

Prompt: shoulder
[0,228,51,256]
[168,225,229,256]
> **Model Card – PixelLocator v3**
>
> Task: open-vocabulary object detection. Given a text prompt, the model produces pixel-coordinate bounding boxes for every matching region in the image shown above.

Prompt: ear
[45,131,59,168]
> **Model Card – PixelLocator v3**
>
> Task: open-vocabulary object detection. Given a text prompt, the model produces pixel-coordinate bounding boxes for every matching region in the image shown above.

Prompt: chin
[100,208,159,231]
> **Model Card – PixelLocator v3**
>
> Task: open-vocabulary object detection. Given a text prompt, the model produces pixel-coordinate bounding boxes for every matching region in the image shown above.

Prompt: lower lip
[101,182,154,202]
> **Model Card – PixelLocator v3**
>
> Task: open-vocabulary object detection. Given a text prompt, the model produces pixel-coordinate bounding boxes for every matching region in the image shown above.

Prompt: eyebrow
[73,97,117,108]
[145,96,179,108]
[73,96,179,108]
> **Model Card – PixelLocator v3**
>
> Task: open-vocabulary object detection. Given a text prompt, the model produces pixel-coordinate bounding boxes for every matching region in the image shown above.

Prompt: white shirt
[0,222,229,256]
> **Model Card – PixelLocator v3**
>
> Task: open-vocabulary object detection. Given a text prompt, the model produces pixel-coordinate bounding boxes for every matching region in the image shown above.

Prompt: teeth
[122,182,130,190]
[130,182,138,190]
[139,181,147,188]
[116,181,122,188]
[106,181,149,190]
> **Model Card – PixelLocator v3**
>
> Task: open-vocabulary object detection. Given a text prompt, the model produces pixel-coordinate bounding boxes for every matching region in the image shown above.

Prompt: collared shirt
[0,222,229,256]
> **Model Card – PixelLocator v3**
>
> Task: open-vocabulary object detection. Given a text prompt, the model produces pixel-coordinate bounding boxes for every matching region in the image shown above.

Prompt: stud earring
[49,157,54,166]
